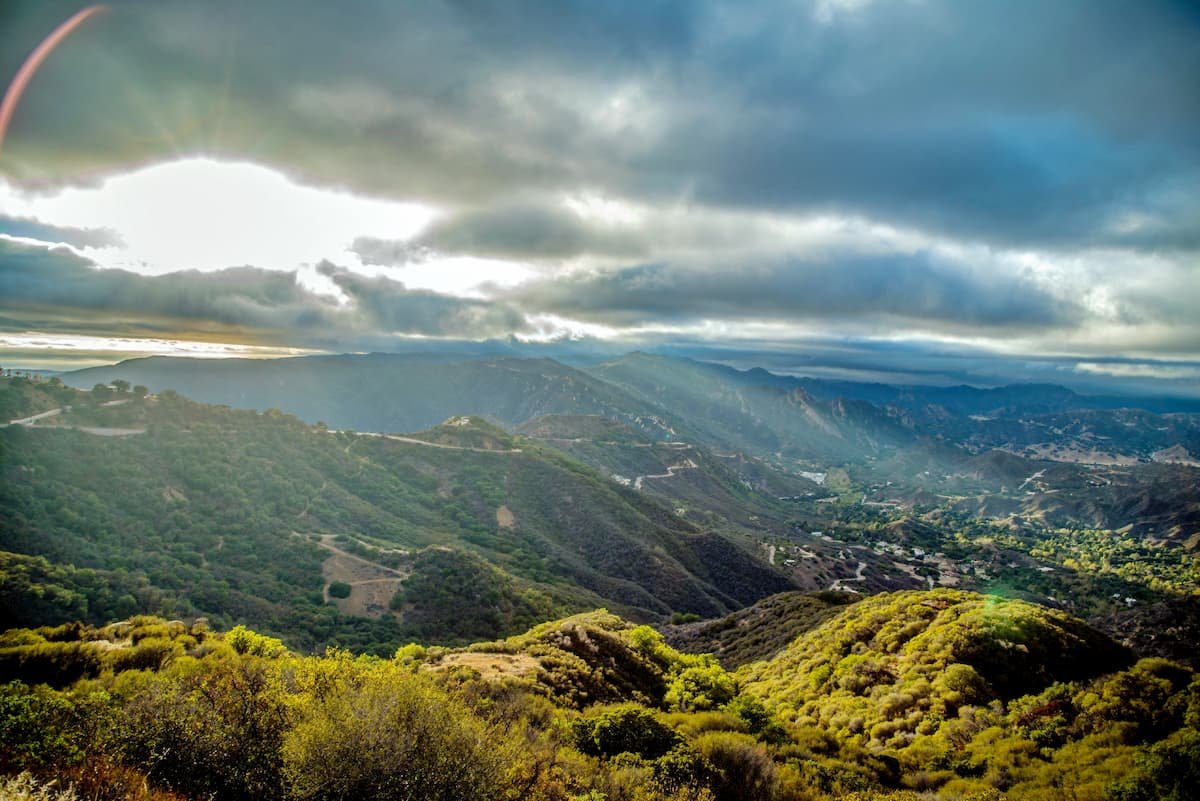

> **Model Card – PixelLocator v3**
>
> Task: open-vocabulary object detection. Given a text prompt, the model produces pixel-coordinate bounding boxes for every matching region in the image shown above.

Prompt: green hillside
[663,590,859,668]
[588,352,917,462]
[0,383,792,653]
[740,590,1133,739]
[1,590,1196,801]
[518,413,822,532]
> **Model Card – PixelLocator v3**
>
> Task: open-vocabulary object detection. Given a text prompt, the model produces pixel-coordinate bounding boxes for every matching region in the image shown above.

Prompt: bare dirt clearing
[313,534,409,618]
[429,652,542,680]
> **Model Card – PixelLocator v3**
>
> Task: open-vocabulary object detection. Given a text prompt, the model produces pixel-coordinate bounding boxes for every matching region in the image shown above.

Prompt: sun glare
[4,158,438,278]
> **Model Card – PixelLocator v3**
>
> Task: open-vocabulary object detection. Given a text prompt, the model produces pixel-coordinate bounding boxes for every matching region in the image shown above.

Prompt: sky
[0,0,1198,395]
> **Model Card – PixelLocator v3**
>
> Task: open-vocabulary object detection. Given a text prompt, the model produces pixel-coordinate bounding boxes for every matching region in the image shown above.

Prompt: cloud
[0,237,530,343]
[2,0,1194,249]
[506,252,1081,334]
[395,200,646,262]
[0,0,1198,391]
[0,216,123,249]
[320,262,530,338]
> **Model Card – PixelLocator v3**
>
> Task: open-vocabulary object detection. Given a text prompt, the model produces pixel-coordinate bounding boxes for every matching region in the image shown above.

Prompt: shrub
[327,582,352,599]
[666,660,737,711]
[225,626,286,658]
[0,682,86,773]
[283,665,513,801]
[573,704,683,760]
[693,731,780,801]
[108,656,290,801]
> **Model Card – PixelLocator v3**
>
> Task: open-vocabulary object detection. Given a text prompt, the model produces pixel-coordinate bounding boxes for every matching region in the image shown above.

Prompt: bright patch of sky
[0,158,497,292]
[0,332,318,370]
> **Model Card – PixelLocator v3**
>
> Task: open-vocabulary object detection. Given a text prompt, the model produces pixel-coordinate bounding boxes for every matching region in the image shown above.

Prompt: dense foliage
[0,594,1196,801]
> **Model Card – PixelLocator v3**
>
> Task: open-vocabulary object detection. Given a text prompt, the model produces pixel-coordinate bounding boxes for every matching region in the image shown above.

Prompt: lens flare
[0,4,108,157]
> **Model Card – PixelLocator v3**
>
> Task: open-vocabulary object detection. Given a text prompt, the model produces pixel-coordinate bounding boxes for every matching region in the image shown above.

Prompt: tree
[111,379,130,394]
[132,385,150,398]
[90,384,112,401]
[666,658,738,711]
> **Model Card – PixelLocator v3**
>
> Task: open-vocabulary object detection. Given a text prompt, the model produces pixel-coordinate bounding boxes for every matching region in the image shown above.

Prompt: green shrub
[283,665,513,801]
[573,704,682,759]
[225,626,286,658]
[0,682,87,773]
[693,731,779,801]
[666,659,737,711]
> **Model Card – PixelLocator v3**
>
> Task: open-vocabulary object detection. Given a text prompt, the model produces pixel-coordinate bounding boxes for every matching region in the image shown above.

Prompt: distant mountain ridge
[65,350,1200,422]
[65,353,670,435]
[63,351,1200,470]
[624,352,1200,415]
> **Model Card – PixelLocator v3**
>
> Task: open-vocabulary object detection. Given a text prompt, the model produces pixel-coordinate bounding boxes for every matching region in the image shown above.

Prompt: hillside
[63,352,1200,475]
[517,413,822,532]
[588,352,917,462]
[63,353,676,436]
[0,383,793,653]
[741,590,1132,718]
[662,590,859,668]
[1,591,1196,801]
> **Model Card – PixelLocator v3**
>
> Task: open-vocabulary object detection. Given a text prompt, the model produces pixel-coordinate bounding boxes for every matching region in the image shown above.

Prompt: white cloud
[1075,361,1200,381]
[0,332,316,360]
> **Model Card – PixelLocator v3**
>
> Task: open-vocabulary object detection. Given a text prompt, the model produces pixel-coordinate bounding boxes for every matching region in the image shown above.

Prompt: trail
[336,430,522,453]
[1018,469,1047,490]
[309,533,408,608]
[296,478,329,519]
[6,402,145,436]
[312,534,406,577]
[828,561,868,592]
[71,426,145,437]
[7,407,63,425]
[633,458,698,490]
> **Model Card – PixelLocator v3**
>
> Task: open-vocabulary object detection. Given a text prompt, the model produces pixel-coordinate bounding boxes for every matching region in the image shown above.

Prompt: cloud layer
[0,0,1197,392]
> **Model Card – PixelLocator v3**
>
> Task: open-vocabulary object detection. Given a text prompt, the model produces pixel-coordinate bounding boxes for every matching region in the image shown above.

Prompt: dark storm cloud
[509,254,1080,333]
[2,0,1195,249]
[0,238,338,336]
[0,238,528,341]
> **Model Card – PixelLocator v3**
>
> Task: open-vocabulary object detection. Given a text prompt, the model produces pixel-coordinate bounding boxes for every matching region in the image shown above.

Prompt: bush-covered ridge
[1,590,1197,801]
[741,590,1139,765]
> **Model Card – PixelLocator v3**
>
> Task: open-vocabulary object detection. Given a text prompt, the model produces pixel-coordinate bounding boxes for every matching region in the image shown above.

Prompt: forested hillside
[0,380,791,653]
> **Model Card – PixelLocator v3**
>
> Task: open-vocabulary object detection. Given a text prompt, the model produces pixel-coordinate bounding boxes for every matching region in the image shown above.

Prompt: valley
[2,353,1199,801]
[4,355,1198,664]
